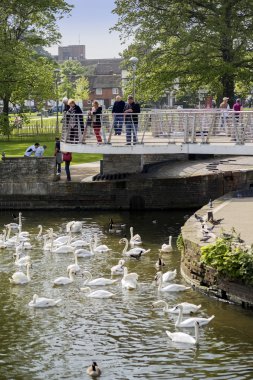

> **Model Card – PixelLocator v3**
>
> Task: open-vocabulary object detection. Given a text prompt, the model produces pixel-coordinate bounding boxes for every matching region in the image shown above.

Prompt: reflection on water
[0,209,252,380]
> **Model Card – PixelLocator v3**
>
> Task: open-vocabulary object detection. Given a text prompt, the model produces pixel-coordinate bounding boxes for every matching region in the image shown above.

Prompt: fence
[61,109,253,146]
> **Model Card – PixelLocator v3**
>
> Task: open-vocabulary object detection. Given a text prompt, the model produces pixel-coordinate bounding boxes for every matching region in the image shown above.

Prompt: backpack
[63,152,72,162]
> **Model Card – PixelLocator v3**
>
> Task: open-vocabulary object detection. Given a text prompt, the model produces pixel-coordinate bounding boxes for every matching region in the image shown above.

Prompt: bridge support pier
[102,154,187,175]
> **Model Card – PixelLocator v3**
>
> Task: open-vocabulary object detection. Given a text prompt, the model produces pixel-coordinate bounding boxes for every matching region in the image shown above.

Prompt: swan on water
[66,221,82,233]
[129,226,142,245]
[93,233,111,253]
[82,271,118,286]
[152,300,202,314]
[0,229,7,249]
[121,267,138,290]
[157,268,177,283]
[9,262,32,284]
[175,304,215,328]
[155,271,191,292]
[155,256,165,269]
[80,287,115,298]
[86,361,101,378]
[159,236,173,253]
[70,238,89,248]
[166,321,200,345]
[119,238,150,258]
[14,248,31,267]
[53,268,76,286]
[111,259,125,275]
[75,239,94,258]
[28,294,62,308]
[67,251,81,273]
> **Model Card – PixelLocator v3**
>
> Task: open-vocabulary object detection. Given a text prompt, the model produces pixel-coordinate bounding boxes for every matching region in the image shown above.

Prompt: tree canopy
[0,0,72,134]
[112,0,253,104]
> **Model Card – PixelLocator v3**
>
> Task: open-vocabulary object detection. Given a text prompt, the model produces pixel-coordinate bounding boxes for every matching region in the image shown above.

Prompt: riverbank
[180,192,253,308]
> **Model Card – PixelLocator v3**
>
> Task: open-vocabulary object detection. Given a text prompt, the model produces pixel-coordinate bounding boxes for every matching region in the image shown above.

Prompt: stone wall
[0,168,252,210]
[0,157,56,182]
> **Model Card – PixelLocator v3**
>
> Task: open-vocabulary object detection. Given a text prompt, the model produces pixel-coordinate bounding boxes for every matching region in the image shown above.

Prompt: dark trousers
[65,161,71,181]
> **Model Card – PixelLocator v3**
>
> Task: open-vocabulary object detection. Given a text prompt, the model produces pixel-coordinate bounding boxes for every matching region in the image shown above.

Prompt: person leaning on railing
[90,100,103,144]
[112,95,125,135]
[66,99,84,143]
[123,95,141,145]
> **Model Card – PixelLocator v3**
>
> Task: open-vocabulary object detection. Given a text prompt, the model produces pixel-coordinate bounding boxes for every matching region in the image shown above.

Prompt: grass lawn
[0,139,102,165]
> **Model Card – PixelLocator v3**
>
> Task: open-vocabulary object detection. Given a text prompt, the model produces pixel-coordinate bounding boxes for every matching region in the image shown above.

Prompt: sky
[47,0,127,59]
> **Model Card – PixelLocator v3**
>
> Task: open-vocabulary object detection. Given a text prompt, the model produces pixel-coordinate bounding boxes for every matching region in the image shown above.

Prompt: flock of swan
[1,212,216,360]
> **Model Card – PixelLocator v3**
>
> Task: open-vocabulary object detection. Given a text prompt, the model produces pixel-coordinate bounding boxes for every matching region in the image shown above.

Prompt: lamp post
[54,68,61,134]
[129,57,138,101]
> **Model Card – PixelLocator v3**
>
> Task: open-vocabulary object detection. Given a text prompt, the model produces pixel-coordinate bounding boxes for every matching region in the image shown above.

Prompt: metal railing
[61,110,253,146]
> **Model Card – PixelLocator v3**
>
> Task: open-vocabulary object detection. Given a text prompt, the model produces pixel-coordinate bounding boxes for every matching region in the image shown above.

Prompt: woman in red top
[233,98,243,120]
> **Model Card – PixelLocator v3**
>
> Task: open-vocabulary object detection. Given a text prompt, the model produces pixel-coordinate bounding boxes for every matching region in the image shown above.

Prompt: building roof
[89,75,121,88]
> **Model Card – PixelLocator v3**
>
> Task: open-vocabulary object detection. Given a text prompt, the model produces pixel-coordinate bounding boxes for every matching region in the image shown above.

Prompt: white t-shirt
[24,145,37,157]
[34,146,45,157]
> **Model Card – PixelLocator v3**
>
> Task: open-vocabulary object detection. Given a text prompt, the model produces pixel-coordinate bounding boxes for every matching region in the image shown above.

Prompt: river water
[0,209,252,380]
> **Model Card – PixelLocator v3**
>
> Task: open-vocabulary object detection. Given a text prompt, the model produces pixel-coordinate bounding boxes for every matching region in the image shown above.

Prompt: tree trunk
[0,97,10,138]
[221,73,235,107]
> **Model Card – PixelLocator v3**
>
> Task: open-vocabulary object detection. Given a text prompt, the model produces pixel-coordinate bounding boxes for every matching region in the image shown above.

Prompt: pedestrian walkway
[59,162,100,182]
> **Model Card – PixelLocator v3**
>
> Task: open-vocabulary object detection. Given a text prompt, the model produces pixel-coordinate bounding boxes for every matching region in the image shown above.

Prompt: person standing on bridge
[112,95,125,135]
[219,97,230,130]
[90,100,103,144]
[124,95,140,145]
[66,99,84,143]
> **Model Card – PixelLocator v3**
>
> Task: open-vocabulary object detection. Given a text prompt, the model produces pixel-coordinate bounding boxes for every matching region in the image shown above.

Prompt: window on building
[96,88,102,95]
[112,88,119,95]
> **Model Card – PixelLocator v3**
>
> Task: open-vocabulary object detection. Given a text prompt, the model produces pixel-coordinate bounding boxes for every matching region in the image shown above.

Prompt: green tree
[0,0,72,135]
[59,60,89,99]
[113,0,253,104]
[74,77,89,102]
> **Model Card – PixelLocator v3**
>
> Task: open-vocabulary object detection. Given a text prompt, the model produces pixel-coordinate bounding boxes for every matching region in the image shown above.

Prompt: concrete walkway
[59,161,100,182]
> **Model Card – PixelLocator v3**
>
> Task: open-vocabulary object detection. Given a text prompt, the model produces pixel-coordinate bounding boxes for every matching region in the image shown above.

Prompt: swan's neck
[6,226,11,240]
[122,239,128,254]
[175,307,183,326]
[74,253,78,265]
[26,265,31,281]
[83,271,92,284]
[157,276,163,290]
[69,270,75,281]
[169,236,172,245]
[195,323,200,343]
[93,234,98,250]
[37,226,42,238]
[130,228,133,239]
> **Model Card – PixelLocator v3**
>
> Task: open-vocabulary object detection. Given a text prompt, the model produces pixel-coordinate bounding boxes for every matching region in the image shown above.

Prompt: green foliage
[58,60,89,100]
[112,0,253,103]
[0,0,72,135]
[176,233,185,253]
[201,234,253,285]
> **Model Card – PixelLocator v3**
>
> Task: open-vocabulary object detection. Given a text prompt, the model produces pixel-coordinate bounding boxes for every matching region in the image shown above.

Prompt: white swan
[86,361,101,377]
[28,294,62,308]
[93,233,111,253]
[43,234,54,251]
[14,248,31,267]
[9,262,32,284]
[111,259,125,275]
[66,221,82,233]
[70,238,89,248]
[0,229,7,249]
[121,267,138,290]
[175,304,215,328]
[159,236,173,253]
[75,239,94,258]
[161,268,177,282]
[156,271,191,292]
[129,226,142,245]
[152,300,202,314]
[53,268,76,286]
[51,238,74,253]
[82,271,118,286]
[67,251,81,273]
[166,321,200,344]
[119,238,150,258]
[80,287,115,298]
